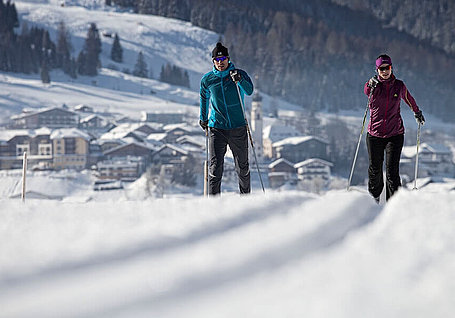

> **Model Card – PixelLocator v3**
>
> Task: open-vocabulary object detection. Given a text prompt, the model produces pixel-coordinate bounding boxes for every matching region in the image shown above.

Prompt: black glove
[368,76,379,88]
[230,70,241,83]
[199,119,208,130]
[414,110,425,125]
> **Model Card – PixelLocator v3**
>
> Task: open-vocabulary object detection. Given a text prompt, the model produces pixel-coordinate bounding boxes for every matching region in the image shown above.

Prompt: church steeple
[251,87,263,163]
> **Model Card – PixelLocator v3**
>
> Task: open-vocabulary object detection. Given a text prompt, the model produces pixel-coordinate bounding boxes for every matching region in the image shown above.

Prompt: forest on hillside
[111,0,455,122]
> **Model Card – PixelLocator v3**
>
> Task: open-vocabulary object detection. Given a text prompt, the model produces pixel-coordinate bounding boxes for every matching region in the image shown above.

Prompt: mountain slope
[116,0,455,122]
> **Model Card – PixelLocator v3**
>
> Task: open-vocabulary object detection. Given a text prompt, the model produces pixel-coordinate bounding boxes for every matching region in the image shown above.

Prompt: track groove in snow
[100,193,381,317]
[0,193,310,289]
[0,191,382,318]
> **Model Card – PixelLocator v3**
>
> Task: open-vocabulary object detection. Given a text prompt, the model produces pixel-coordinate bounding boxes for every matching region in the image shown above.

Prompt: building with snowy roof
[0,128,53,170]
[401,143,455,178]
[96,156,145,181]
[51,128,91,171]
[272,136,329,163]
[141,110,186,124]
[267,158,297,188]
[263,123,301,159]
[294,158,333,182]
[11,107,80,129]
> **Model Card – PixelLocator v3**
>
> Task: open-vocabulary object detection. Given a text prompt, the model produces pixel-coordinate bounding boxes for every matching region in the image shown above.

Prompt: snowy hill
[0,0,307,123]
[1,188,455,317]
[0,0,218,121]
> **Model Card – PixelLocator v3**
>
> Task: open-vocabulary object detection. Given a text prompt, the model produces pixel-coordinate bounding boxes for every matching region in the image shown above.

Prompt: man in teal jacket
[199,42,254,195]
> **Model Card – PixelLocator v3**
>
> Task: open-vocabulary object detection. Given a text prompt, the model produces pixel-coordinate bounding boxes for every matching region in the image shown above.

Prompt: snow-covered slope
[1,188,454,317]
[0,0,219,121]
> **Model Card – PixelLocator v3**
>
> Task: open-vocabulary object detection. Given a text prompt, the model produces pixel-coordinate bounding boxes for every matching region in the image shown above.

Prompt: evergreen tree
[41,56,51,84]
[77,50,86,75]
[82,23,102,76]
[159,63,190,87]
[69,57,78,79]
[56,21,72,74]
[133,51,148,78]
[110,33,123,63]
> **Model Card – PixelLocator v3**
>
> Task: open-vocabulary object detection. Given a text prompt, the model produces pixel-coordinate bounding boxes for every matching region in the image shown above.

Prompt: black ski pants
[209,126,250,195]
[366,133,404,201]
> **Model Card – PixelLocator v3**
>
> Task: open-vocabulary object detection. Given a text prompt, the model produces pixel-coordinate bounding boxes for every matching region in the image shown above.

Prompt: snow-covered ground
[1,186,455,317]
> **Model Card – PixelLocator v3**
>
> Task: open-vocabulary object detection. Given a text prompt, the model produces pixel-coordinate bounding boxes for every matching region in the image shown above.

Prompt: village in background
[1,0,454,199]
[1,93,454,199]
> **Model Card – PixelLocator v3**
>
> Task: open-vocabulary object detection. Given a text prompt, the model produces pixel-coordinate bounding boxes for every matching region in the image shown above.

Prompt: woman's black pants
[366,133,404,201]
[209,126,250,195]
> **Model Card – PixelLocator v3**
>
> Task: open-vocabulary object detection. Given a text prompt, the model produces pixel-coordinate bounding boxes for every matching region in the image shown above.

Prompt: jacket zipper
[383,82,389,136]
[220,77,232,128]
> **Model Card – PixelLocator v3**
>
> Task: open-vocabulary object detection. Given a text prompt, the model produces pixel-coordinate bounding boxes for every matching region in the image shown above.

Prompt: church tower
[251,91,263,163]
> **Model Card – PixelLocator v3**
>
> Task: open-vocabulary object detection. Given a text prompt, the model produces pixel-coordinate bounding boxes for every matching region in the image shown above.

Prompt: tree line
[1,1,189,88]
[110,0,455,122]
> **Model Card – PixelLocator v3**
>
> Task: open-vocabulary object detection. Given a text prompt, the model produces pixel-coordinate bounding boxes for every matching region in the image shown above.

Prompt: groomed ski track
[2,189,455,317]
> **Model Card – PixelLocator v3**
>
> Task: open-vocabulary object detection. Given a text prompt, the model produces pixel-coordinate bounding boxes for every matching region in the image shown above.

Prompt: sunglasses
[378,65,392,71]
[213,56,228,62]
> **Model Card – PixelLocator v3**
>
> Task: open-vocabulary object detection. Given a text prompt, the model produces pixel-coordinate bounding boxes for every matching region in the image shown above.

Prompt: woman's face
[378,63,392,80]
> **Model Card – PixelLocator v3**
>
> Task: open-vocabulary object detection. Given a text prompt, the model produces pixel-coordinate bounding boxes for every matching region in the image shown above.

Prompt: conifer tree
[111,33,123,63]
[82,23,101,76]
[77,50,86,75]
[133,51,148,78]
[41,56,51,84]
[56,21,72,74]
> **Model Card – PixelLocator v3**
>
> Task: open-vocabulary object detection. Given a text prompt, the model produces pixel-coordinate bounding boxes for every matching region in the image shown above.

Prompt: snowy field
[1,186,455,318]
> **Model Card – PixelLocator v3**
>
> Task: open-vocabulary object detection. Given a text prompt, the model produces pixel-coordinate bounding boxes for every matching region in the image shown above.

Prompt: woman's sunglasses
[378,65,392,71]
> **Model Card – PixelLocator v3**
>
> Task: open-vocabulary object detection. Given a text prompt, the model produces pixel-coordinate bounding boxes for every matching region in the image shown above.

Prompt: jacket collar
[213,62,235,78]
[378,73,396,84]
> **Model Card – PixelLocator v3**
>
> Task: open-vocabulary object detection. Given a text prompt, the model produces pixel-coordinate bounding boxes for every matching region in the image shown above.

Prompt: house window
[16,144,30,156]
[39,144,52,156]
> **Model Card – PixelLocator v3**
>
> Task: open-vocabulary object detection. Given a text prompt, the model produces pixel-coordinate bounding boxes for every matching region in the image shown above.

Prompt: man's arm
[200,77,210,122]
[236,70,254,96]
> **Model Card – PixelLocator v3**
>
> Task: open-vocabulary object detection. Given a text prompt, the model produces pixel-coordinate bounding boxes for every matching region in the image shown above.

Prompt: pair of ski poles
[203,74,266,196]
[347,77,422,191]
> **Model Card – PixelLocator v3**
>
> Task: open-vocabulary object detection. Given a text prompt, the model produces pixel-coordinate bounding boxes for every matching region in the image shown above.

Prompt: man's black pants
[209,126,250,195]
[366,133,404,201]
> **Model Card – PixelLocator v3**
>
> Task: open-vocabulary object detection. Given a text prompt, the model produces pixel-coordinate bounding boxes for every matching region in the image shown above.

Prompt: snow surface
[1,184,455,317]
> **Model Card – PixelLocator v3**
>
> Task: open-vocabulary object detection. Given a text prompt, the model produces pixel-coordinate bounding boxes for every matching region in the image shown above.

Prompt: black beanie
[212,42,229,58]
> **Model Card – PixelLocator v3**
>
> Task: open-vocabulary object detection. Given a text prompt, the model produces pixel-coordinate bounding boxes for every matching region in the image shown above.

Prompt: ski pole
[204,127,209,197]
[233,77,265,193]
[413,122,421,190]
[21,151,27,203]
[347,77,378,191]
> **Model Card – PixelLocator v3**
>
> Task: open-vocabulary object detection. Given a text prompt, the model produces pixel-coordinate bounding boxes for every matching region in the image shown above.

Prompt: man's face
[213,56,229,71]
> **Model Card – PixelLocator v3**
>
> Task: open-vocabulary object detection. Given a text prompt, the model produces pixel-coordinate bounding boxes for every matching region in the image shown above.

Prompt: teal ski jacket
[200,62,254,130]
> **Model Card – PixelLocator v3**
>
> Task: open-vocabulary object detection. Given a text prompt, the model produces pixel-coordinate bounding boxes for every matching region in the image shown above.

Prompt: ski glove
[368,76,379,88]
[414,110,425,125]
[230,70,242,83]
[199,119,208,130]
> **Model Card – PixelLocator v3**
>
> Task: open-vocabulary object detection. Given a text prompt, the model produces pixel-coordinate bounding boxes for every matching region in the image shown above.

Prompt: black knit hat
[212,42,229,58]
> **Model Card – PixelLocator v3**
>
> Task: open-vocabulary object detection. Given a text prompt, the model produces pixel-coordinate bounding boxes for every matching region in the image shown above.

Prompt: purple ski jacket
[364,74,420,138]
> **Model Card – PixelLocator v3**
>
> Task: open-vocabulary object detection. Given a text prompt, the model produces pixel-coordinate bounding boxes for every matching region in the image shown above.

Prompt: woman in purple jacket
[365,54,425,203]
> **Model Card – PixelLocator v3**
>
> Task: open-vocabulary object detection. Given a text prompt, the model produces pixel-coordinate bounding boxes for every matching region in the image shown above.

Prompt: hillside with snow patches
[0,0,219,121]
[1,1,455,317]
